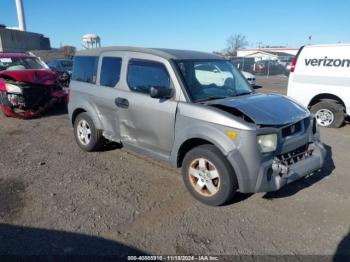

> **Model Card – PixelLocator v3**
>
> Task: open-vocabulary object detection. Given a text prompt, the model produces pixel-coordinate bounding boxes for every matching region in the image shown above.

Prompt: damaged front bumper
[226,116,327,193]
[0,82,66,119]
[228,140,326,193]
[253,141,326,192]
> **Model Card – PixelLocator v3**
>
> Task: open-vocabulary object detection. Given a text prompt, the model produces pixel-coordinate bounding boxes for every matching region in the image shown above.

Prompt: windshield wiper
[195,96,229,103]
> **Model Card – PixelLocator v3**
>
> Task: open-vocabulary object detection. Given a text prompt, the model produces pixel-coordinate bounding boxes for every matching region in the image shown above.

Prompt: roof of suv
[76,46,225,60]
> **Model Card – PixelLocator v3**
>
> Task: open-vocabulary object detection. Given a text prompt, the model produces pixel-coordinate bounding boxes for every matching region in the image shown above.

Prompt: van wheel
[74,112,104,151]
[310,101,344,128]
[182,145,237,206]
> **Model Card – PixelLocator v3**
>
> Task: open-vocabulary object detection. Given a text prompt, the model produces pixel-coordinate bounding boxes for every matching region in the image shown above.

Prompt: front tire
[74,112,104,151]
[182,144,238,206]
[310,101,344,128]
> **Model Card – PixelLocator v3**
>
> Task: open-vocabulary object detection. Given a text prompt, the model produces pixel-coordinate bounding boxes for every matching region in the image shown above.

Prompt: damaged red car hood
[0,69,58,85]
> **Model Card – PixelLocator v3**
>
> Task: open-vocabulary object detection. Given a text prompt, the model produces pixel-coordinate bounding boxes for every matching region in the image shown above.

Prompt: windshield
[176,60,252,102]
[0,57,48,71]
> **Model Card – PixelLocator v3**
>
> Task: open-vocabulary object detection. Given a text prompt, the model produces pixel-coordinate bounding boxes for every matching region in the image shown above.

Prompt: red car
[0,53,66,119]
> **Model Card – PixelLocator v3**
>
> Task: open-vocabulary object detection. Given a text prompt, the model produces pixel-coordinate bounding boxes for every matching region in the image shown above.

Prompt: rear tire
[182,144,238,206]
[310,100,344,128]
[74,112,104,151]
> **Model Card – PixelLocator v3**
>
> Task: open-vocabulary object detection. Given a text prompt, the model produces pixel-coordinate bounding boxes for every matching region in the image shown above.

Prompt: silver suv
[68,47,326,206]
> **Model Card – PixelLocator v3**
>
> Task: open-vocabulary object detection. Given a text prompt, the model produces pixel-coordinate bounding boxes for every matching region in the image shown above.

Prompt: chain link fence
[231,56,294,77]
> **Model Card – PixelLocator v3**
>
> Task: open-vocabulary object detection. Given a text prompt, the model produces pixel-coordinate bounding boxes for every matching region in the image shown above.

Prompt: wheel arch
[176,138,215,168]
[71,108,87,125]
[174,132,236,168]
[71,105,103,130]
[308,93,346,113]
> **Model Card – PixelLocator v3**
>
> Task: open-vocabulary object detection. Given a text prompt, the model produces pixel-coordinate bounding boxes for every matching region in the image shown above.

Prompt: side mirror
[150,86,173,99]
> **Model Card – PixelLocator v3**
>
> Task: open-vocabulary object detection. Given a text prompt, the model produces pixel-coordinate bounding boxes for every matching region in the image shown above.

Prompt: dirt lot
[0,76,349,258]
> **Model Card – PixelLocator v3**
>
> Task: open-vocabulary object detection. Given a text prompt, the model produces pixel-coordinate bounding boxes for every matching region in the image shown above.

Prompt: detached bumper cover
[227,141,327,193]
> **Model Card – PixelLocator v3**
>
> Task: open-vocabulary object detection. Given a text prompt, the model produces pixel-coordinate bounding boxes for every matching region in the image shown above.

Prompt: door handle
[115,97,129,108]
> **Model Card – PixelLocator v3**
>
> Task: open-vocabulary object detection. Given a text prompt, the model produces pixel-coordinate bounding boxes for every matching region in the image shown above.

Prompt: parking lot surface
[0,76,349,257]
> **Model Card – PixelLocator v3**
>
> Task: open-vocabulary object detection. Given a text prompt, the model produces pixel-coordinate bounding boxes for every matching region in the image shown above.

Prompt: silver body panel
[68,47,326,193]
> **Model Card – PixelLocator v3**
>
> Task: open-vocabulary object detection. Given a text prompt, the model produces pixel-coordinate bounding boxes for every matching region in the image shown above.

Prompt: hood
[0,69,58,86]
[209,93,309,126]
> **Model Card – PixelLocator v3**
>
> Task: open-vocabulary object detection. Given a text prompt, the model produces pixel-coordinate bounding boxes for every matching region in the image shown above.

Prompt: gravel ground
[0,76,349,258]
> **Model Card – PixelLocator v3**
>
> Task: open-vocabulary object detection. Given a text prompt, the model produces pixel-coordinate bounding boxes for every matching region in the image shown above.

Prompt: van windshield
[176,60,252,102]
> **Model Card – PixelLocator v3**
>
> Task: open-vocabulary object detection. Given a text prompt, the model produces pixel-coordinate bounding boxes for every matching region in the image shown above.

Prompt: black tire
[310,100,344,128]
[73,112,104,152]
[182,144,238,206]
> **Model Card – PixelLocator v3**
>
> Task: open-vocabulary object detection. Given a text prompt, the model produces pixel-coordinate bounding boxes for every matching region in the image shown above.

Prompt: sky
[1,0,350,52]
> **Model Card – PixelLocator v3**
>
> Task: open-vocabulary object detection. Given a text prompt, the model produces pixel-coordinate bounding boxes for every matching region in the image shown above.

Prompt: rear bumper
[227,141,326,193]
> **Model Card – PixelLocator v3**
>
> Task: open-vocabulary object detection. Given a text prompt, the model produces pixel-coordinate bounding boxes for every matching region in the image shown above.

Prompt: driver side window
[127,60,170,94]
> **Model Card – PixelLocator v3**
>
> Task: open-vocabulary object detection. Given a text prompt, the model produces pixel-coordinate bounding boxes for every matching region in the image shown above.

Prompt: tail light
[290,58,297,73]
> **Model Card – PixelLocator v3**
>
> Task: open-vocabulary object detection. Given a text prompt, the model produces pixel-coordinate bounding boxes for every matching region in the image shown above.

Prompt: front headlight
[5,83,23,94]
[257,134,278,153]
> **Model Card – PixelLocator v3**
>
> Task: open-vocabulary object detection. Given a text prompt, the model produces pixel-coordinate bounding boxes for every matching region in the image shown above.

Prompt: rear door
[93,53,123,141]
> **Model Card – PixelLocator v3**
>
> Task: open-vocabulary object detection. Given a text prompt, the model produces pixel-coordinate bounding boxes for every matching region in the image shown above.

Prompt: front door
[116,58,178,159]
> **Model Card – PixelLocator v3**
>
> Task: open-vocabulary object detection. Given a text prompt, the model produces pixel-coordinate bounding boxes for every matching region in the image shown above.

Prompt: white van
[287,44,350,128]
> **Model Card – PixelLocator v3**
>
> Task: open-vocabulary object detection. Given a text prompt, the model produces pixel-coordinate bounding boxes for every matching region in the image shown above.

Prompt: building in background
[0,25,51,52]
[0,0,51,52]
[30,46,76,63]
[237,48,298,61]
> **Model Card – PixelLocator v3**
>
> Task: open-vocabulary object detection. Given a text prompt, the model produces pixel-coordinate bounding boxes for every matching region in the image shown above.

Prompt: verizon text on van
[305,57,350,67]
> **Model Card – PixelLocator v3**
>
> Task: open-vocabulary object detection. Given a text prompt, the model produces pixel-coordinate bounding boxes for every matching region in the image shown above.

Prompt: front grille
[277,144,313,166]
[21,85,54,109]
[282,120,302,138]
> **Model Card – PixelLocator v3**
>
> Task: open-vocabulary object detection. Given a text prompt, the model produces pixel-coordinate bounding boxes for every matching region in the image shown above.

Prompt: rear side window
[127,60,170,94]
[100,57,122,87]
[72,56,98,83]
